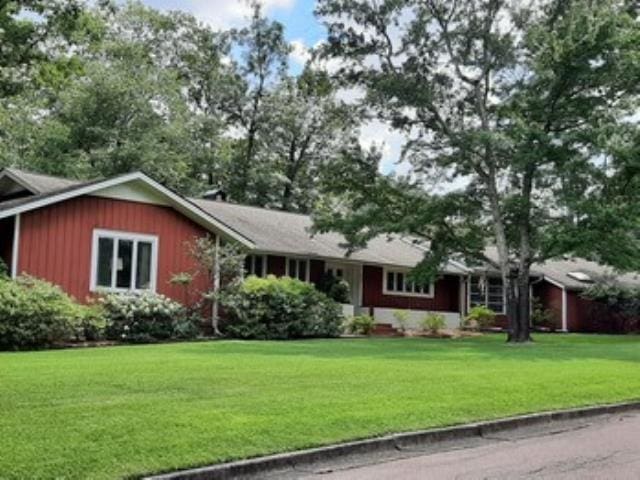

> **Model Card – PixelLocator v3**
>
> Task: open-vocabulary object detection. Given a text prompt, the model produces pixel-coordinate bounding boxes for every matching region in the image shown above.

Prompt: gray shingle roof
[192,198,467,272]
[477,247,640,290]
[2,168,83,194]
[532,257,640,291]
[2,168,637,284]
[0,178,98,213]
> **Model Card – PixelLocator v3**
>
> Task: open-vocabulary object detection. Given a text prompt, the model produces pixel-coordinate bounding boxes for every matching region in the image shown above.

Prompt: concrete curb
[146,400,640,480]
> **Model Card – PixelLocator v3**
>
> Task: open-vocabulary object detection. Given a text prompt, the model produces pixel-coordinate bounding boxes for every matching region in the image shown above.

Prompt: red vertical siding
[361,265,460,311]
[267,255,286,276]
[532,280,564,330]
[17,196,210,305]
[0,216,13,271]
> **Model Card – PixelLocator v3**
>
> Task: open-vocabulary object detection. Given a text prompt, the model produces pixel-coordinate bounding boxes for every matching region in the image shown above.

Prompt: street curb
[145,400,640,480]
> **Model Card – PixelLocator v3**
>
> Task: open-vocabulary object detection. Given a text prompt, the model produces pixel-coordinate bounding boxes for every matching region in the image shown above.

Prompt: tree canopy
[0,0,359,208]
[314,0,640,341]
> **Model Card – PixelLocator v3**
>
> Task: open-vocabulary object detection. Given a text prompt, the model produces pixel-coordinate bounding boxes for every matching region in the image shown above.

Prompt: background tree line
[0,0,359,212]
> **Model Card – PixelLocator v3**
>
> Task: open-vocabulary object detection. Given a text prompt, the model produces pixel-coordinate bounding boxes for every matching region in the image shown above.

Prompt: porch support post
[11,214,20,278]
[212,234,221,335]
[561,286,568,332]
[458,275,466,325]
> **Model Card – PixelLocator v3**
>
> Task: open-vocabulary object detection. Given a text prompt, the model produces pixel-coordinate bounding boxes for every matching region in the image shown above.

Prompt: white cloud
[359,120,410,176]
[177,0,296,29]
[289,39,311,66]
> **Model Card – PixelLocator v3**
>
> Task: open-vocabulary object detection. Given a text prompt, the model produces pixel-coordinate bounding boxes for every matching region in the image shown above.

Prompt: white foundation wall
[372,307,462,329]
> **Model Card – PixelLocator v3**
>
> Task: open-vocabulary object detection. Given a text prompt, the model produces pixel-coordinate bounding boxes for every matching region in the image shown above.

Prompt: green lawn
[2,335,640,479]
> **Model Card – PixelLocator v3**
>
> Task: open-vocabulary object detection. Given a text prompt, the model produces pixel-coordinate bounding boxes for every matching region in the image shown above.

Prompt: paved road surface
[271,412,640,480]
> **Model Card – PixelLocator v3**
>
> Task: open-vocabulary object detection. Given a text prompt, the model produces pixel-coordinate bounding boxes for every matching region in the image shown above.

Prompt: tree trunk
[507,268,532,343]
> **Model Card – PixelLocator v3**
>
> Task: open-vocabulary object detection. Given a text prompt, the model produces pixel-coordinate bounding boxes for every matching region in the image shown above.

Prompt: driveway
[273,412,640,480]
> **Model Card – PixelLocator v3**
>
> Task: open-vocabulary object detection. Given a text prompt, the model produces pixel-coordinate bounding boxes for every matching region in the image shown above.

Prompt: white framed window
[90,229,158,293]
[244,254,267,277]
[383,268,434,298]
[286,257,310,282]
[468,275,505,314]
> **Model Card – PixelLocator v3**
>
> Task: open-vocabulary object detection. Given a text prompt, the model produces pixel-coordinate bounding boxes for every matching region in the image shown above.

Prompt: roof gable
[0,171,254,248]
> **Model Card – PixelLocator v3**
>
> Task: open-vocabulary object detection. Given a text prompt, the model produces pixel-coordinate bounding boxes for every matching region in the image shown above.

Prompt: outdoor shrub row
[0,276,199,350]
[220,275,343,339]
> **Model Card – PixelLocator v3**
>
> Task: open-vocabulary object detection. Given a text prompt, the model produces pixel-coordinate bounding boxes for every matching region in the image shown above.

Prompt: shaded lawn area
[2,335,640,479]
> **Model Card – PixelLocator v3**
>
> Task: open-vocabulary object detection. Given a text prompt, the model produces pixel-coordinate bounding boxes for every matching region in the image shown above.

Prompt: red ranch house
[0,168,638,333]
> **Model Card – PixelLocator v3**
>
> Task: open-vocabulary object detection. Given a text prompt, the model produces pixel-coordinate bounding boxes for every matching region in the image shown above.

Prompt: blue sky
[141,0,324,51]
[137,0,405,174]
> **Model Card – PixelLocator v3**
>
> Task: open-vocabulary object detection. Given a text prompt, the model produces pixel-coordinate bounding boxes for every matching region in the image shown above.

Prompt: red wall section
[362,265,460,311]
[565,292,633,333]
[532,281,563,330]
[0,216,13,271]
[17,196,210,304]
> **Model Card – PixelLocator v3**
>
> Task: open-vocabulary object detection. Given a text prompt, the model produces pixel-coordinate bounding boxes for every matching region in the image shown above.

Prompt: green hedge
[0,276,101,350]
[220,275,343,339]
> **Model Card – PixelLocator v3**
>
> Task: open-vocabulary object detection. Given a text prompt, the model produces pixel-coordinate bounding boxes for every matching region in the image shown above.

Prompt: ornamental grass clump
[101,291,198,343]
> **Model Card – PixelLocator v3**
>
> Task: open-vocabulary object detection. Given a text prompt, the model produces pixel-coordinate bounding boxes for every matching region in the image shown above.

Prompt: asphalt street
[269,412,640,480]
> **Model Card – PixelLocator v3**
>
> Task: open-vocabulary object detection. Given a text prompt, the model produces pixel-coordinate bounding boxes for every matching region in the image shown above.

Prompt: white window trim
[90,229,159,293]
[245,254,267,277]
[467,274,506,315]
[285,257,310,282]
[382,268,435,298]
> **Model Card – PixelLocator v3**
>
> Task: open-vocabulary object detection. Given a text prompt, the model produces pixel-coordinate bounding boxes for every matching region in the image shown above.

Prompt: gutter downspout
[212,235,221,335]
[11,214,20,278]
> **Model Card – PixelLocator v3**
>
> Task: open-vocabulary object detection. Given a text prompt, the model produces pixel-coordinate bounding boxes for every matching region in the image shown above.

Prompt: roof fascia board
[542,275,569,290]
[250,249,467,274]
[0,172,255,249]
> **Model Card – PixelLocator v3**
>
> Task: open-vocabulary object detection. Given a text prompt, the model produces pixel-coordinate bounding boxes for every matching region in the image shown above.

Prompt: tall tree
[224,2,290,204]
[0,0,85,98]
[315,0,640,342]
[264,67,358,212]
[0,2,225,191]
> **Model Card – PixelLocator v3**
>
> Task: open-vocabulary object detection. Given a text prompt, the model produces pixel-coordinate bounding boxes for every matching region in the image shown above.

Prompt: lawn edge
[144,399,640,480]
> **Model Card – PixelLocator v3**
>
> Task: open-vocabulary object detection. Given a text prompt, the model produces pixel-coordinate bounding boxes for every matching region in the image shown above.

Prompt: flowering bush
[101,292,198,343]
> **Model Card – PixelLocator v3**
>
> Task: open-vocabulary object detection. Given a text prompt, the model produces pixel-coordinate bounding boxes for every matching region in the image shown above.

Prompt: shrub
[531,297,556,330]
[346,314,375,335]
[0,259,8,278]
[464,305,496,330]
[220,275,343,339]
[101,292,197,343]
[70,304,108,342]
[421,313,446,334]
[317,272,350,304]
[0,276,90,349]
[393,310,410,333]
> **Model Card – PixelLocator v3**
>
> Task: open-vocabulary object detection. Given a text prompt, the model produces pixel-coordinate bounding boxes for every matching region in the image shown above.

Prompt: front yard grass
[2,334,640,479]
